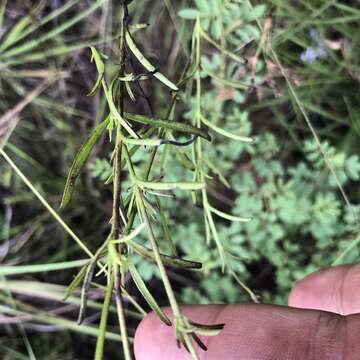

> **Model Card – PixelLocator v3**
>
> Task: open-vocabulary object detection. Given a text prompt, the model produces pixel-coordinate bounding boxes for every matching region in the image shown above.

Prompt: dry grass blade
[0,79,51,147]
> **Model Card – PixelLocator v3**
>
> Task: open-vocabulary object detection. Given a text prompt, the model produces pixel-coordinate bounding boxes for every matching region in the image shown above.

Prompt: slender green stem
[194,18,226,270]
[0,304,123,342]
[0,148,93,258]
[114,264,132,360]
[94,271,115,360]
[0,259,89,276]
[135,187,180,317]
[143,97,177,180]
[110,4,132,359]
[110,142,123,240]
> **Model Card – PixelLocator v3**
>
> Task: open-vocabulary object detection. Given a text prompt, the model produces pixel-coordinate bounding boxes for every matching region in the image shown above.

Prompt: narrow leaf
[111,223,146,244]
[78,260,97,324]
[128,263,171,326]
[202,67,250,90]
[190,333,207,351]
[0,14,31,52]
[189,321,225,330]
[105,80,139,139]
[0,304,124,342]
[210,206,252,222]
[61,117,110,208]
[130,241,202,269]
[124,112,211,141]
[119,73,148,82]
[194,328,223,337]
[175,146,196,171]
[125,31,178,91]
[63,264,88,301]
[201,116,254,142]
[125,81,136,101]
[201,30,247,64]
[0,259,88,276]
[0,0,7,31]
[120,136,162,147]
[156,197,178,256]
[87,46,105,96]
[204,158,230,188]
[137,180,205,191]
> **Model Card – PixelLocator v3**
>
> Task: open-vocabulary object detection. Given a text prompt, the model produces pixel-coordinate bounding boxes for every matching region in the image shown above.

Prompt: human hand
[134,263,360,359]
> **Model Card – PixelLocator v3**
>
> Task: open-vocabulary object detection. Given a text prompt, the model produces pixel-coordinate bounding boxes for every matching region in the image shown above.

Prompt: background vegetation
[1,0,360,358]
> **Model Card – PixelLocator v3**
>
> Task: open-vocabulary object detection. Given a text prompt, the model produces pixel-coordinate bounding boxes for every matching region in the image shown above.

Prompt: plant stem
[135,187,180,317]
[94,271,115,360]
[114,264,132,360]
[111,142,123,240]
[0,148,93,258]
[109,3,131,359]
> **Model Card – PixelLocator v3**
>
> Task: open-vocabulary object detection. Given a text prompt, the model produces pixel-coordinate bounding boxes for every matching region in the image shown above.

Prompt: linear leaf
[201,29,247,64]
[204,158,230,188]
[63,264,88,301]
[120,135,162,147]
[125,80,136,101]
[61,117,110,208]
[124,112,211,141]
[130,241,202,269]
[194,328,223,337]
[125,31,178,91]
[0,259,88,276]
[105,80,139,139]
[137,180,205,191]
[119,73,148,82]
[156,197,178,256]
[201,116,254,142]
[87,46,105,96]
[209,206,252,222]
[0,304,124,342]
[0,15,31,52]
[0,0,7,31]
[78,260,97,324]
[175,146,196,171]
[111,223,146,244]
[202,66,250,90]
[128,263,171,326]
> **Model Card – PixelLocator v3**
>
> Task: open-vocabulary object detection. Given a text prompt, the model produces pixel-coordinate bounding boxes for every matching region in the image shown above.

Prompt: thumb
[289,263,360,315]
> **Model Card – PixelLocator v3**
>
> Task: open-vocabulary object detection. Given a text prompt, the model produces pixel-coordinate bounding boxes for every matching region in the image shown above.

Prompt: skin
[134,263,360,359]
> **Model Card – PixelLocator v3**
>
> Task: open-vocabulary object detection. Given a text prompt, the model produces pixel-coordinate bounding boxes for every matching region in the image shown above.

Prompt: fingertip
[134,311,171,360]
[134,309,191,360]
[288,264,358,314]
[134,305,226,360]
[288,277,312,308]
[288,266,340,310]
[134,312,153,360]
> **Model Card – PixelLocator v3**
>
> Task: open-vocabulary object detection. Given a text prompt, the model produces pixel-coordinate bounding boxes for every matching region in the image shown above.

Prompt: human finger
[289,263,360,315]
[134,304,360,359]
